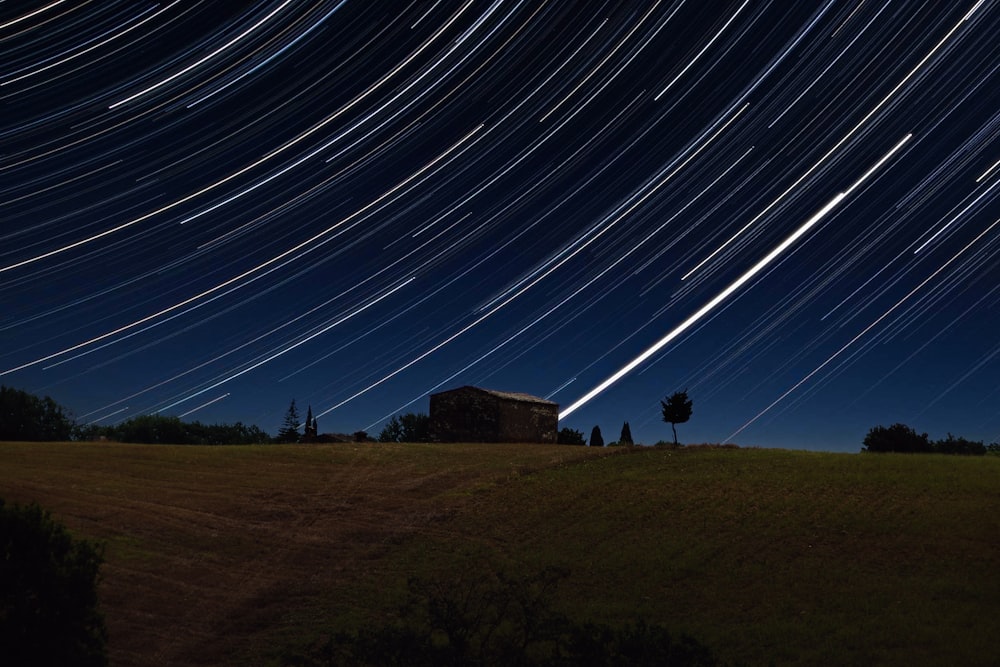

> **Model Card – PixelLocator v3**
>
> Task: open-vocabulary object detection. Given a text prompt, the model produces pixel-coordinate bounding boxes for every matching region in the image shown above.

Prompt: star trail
[2,1,999,450]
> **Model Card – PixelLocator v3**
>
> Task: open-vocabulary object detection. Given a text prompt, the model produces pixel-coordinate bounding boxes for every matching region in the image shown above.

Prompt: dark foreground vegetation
[1,442,998,666]
[0,498,107,666]
[290,567,717,666]
[863,422,996,455]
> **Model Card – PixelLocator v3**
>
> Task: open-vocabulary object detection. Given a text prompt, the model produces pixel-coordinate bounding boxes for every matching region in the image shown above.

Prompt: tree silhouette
[590,425,604,447]
[378,413,430,442]
[277,399,301,443]
[1,499,107,666]
[303,405,317,442]
[1,386,74,441]
[660,391,693,446]
[557,427,586,445]
[861,423,932,453]
[619,421,634,446]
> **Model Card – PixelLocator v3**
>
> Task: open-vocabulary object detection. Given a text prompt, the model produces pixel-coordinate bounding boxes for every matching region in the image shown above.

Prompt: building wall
[429,387,558,443]
[429,388,500,442]
[497,399,558,443]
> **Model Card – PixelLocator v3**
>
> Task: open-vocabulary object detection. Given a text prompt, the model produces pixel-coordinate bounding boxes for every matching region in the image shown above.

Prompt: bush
[863,424,990,456]
[293,567,717,666]
[862,424,933,453]
[77,415,271,444]
[557,427,586,446]
[0,499,107,666]
[933,434,986,456]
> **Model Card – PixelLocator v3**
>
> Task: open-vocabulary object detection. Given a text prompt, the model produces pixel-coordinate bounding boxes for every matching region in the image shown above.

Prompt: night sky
[3,2,999,451]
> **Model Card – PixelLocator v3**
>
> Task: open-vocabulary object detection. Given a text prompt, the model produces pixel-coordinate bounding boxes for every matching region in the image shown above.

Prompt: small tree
[589,425,604,448]
[619,421,634,446]
[378,413,430,442]
[0,499,107,666]
[378,416,403,442]
[302,406,317,442]
[277,399,301,443]
[661,391,693,446]
[862,423,932,453]
[557,427,586,445]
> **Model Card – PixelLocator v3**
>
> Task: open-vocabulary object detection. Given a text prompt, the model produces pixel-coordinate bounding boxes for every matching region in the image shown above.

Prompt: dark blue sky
[2,1,999,451]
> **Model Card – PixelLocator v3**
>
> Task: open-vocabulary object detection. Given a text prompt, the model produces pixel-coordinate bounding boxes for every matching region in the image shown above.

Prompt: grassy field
[1,441,998,666]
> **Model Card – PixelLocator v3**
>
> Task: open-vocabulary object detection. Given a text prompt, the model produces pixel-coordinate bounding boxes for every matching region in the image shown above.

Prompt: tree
[619,421,634,446]
[303,406,317,442]
[1,386,75,441]
[0,499,107,666]
[557,427,586,445]
[661,390,693,446]
[933,433,986,456]
[589,425,604,447]
[378,416,403,442]
[378,413,430,442]
[862,423,932,453]
[277,400,302,443]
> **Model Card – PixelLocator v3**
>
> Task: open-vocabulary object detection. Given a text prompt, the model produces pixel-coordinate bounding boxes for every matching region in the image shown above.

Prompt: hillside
[1,442,997,665]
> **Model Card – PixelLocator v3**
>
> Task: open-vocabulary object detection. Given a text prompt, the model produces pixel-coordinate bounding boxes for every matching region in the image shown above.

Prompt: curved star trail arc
[2,1,999,450]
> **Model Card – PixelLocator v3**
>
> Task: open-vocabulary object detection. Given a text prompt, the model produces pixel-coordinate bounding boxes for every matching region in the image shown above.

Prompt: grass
[1,441,998,665]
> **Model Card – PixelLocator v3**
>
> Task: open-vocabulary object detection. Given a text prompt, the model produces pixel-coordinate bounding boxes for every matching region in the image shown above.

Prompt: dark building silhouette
[429,386,558,443]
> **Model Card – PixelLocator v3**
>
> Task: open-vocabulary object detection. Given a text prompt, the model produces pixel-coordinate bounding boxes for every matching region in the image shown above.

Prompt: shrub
[933,434,986,456]
[861,423,932,453]
[557,427,586,446]
[295,567,717,666]
[590,426,604,448]
[0,499,107,666]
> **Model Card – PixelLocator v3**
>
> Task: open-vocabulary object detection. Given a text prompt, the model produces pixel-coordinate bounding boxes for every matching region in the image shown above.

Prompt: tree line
[862,423,997,455]
[1,385,269,445]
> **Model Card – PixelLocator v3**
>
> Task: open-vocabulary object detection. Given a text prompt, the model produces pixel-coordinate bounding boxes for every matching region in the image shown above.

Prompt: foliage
[660,391,693,446]
[0,498,107,666]
[278,399,302,443]
[557,427,586,445]
[378,413,430,442]
[296,567,717,666]
[933,433,986,456]
[303,405,318,441]
[76,415,270,444]
[590,425,604,448]
[862,424,991,455]
[862,424,933,453]
[619,422,634,446]
[0,385,74,441]
[988,442,1000,455]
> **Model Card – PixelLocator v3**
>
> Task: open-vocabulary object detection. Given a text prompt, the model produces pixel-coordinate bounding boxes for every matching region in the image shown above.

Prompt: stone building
[428,386,559,443]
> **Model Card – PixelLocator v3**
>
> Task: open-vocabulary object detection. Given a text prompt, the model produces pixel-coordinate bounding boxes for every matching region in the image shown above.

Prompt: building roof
[433,385,558,406]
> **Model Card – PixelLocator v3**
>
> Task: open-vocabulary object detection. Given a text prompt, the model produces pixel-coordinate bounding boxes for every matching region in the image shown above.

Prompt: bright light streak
[559,134,912,419]
[727,214,1000,441]
[976,158,1000,182]
[0,0,68,31]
